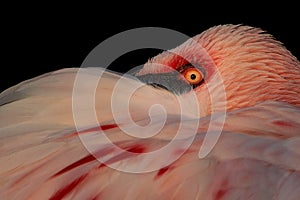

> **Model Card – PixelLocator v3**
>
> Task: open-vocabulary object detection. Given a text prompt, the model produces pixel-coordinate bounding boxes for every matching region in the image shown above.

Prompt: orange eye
[184,68,204,85]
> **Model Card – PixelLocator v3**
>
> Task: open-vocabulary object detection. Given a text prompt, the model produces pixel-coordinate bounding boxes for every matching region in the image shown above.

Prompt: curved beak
[135,72,193,95]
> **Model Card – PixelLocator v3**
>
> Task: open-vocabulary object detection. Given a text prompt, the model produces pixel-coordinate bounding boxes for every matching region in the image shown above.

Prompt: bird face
[135,25,300,116]
[136,62,206,95]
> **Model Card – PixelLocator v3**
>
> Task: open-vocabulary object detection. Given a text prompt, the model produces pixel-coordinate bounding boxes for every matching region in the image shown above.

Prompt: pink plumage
[0,24,300,199]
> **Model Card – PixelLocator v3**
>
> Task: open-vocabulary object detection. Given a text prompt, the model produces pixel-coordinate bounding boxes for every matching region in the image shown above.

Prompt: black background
[2,6,299,92]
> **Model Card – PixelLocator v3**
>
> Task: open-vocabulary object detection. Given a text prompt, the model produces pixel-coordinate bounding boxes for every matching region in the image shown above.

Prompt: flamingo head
[135,25,300,116]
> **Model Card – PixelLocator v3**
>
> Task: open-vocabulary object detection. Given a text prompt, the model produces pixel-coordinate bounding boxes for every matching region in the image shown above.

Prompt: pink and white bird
[0,24,300,199]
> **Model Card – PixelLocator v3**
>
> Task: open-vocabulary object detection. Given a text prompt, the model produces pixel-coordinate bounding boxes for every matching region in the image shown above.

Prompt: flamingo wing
[1,68,300,200]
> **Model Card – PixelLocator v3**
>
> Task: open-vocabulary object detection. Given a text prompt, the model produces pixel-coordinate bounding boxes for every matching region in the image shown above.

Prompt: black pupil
[190,74,197,80]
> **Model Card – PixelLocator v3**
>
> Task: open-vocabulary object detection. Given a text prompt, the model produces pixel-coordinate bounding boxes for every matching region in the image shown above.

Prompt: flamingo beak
[135,72,193,95]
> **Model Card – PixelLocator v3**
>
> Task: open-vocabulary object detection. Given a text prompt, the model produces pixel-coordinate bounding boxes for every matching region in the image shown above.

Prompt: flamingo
[0,24,300,199]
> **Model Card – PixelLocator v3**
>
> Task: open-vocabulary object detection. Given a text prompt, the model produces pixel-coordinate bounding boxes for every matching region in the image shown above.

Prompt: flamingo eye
[183,68,204,85]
